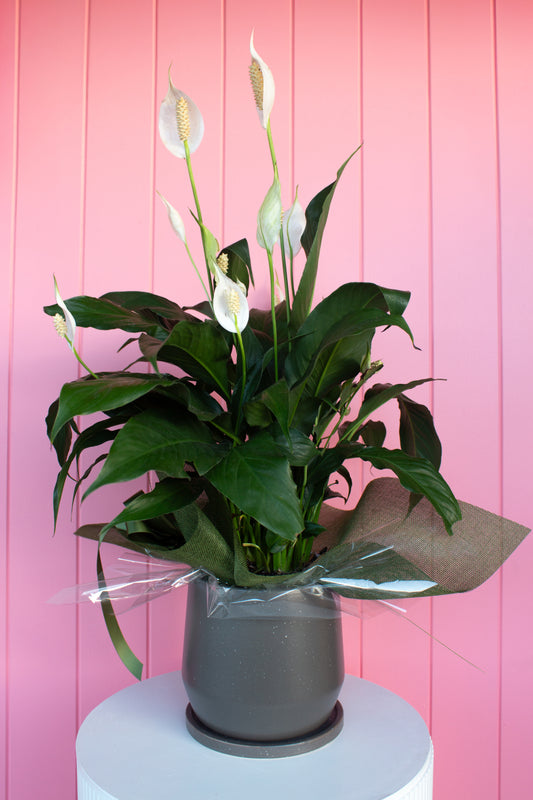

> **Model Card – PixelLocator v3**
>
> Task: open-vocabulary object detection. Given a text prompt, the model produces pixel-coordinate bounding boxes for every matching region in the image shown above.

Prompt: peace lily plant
[46,34,469,676]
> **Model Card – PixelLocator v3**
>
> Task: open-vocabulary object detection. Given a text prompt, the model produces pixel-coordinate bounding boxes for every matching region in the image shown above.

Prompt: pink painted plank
[429,1,502,798]
[75,0,158,720]
[149,0,226,676]
[293,0,363,674]
[496,0,533,796]
[7,1,87,797]
[294,0,362,301]
[0,2,18,796]
[358,0,433,720]
[224,0,293,307]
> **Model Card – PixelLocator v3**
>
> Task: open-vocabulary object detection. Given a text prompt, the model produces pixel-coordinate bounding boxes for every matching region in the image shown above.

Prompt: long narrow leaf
[292,148,361,330]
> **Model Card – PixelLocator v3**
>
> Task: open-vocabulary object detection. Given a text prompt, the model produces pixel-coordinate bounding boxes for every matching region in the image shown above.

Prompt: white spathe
[156,192,186,243]
[159,74,204,158]
[250,31,275,129]
[213,267,249,333]
[257,177,282,252]
[54,275,76,350]
[282,191,306,257]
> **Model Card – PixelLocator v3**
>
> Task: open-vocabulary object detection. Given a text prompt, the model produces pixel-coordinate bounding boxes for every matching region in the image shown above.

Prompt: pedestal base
[77,673,433,800]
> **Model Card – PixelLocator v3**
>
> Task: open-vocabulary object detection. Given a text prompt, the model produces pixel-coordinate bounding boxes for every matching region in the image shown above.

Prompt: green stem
[72,345,98,379]
[290,251,297,303]
[266,118,278,180]
[267,249,279,381]
[184,241,211,302]
[233,323,247,433]
[184,139,214,296]
[279,234,291,335]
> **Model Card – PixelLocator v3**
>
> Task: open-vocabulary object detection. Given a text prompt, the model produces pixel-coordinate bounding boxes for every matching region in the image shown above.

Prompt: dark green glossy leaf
[342,378,436,441]
[156,380,224,421]
[51,373,176,441]
[84,409,227,498]
[46,398,73,464]
[285,283,415,388]
[260,379,291,438]
[223,238,254,289]
[139,321,231,398]
[302,333,371,399]
[316,443,461,534]
[243,400,272,428]
[53,418,120,526]
[358,420,387,447]
[398,393,442,469]
[44,294,174,338]
[206,433,304,540]
[99,478,201,538]
[292,148,361,330]
[271,427,317,466]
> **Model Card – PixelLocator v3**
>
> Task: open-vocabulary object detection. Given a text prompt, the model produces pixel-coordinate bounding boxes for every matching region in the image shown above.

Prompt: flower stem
[72,345,98,379]
[267,249,279,381]
[279,233,291,335]
[266,118,278,180]
[233,323,247,433]
[184,140,214,296]
[184,241,211,302]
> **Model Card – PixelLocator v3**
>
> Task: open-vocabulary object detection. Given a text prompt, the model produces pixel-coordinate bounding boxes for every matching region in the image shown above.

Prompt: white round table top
[77,672,433,800]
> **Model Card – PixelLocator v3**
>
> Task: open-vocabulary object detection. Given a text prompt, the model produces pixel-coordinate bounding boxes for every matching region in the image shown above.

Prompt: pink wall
[1,0,532,797]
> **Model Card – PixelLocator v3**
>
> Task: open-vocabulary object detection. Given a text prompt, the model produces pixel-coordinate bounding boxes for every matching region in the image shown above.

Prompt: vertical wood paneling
[429,1,502,798]
[77,0,156,721]
[496,0,533,796]
[7,1,87,796]
[359,0,433,721]
[2,1,532,798]
[224,0,293,306]
[293,0,363,675]
[1,2,18,796]
[149,0,226,676]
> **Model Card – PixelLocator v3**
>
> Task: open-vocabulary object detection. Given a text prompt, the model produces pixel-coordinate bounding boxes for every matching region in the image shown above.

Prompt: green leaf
[138,321,231,398]
[99,478,201,538]
[324,444,461,534]
[342,378,437,441]
[358,420,387,447]
[83,409,227,498]
[97,551,143,680]
[398,393,442,469]
[53,418,121,526]
[259,379,291,438]
[223,238,254,289]
[271,427,318,466]
[301,333,371,399]
[206,433,304,540]
[285,283,415,388]
[291,149,361,330]
[44,294,175,338]
[50,373,176,441]
[46,398,73,464]
[156,380,224,421]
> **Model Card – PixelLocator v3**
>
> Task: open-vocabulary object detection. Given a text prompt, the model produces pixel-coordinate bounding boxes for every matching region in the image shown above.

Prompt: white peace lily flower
[249,31,275,129]
[156,191,186,243]
[53,275,76,350]
[257,177,282,251]
[159,72,204,158]
[213,266,249,333]
[282,190,306,257]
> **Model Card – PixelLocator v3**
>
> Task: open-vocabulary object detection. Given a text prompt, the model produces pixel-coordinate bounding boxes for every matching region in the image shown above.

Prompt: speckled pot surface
[182,579,344,743]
